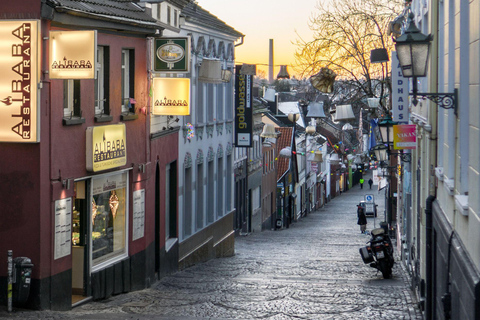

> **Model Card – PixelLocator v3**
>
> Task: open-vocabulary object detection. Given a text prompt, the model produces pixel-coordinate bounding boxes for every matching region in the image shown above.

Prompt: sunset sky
[198,0,318,79]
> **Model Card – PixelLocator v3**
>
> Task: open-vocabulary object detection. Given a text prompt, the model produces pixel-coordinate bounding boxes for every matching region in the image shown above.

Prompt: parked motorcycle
[359,227,394,278]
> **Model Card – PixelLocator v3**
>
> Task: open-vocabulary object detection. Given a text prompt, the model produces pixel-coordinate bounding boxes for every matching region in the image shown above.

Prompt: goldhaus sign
[86,124,127,172]
[151,78,190,115]
[0,20,40,142]
[234,65,253,147]
[49,30,96,79]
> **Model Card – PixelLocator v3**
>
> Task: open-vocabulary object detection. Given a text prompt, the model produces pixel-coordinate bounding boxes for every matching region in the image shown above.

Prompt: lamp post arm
[411,77,458,115]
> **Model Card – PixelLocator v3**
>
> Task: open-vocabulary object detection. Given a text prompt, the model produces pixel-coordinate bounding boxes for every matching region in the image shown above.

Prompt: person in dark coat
[357,204,367,233]
[368,178,373,189]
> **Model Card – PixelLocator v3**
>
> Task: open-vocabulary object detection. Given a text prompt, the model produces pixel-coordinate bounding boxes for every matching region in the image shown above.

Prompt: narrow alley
[4,175,423,319]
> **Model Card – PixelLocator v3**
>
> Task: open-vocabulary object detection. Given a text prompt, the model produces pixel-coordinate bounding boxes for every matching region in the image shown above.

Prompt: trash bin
[13,257,34,306]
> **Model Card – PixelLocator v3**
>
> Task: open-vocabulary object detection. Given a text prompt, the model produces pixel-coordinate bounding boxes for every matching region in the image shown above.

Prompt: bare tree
[294,0,403,104]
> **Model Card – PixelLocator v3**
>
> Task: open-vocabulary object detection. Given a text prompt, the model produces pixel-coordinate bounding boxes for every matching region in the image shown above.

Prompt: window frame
[63,79,84,125]
[95,45,111,122]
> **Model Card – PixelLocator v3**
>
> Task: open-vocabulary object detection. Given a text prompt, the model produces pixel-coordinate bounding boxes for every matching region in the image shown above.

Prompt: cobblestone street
[3,177,423,319]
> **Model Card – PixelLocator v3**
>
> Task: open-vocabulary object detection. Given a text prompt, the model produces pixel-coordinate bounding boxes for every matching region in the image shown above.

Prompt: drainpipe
[425,194,435,320]
[425,0,440,319]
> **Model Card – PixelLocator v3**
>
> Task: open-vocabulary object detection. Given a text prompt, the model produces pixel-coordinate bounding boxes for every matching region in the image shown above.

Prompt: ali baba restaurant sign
[86,124,127,172]
[151,78,190,115]
[49,30,96,79]
[0,20,40,143]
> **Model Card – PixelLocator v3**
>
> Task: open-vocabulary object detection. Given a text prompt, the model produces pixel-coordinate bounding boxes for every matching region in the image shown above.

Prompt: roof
[276,127,293,181]
[46,0,158,29]
[182,2,243,38]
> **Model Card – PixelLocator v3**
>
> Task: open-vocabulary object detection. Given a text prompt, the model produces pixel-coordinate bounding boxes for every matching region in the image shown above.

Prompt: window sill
[95,114,113,123]
[444,176,454,196]
[454,195,469,216]
[63,117,85,126]
[120,113,138,121]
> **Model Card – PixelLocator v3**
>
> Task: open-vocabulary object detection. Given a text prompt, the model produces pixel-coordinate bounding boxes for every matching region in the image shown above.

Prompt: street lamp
[394,12,458,115]
[378,115,411,163]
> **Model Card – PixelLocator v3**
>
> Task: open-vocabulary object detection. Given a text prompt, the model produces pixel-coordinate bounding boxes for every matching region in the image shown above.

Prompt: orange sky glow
[198,0,318,79]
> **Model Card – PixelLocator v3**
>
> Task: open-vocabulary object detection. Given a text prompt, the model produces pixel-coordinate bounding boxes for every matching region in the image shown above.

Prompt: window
[95,46,111,121]
[225,79,233,120]
[226,155,232,211]
[121,49,135,115]
[207,160,214,223]
[216,83,224,121]
[156,3,161,20]
[91,172,128,269]
[63,79,84,125]
[167,6,171,25]
[183,166,192,237]
[217,157,223,218]
[207,83,214,123]
[197,73,205,124]
[174,9,178,27]
[196,163,204,230]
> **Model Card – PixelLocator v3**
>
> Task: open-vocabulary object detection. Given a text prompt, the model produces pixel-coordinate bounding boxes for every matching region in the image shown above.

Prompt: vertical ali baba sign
[0,20,40,142]
[234,65,252,147]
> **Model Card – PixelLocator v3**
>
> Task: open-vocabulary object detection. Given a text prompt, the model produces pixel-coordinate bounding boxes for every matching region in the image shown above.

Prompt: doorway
[71,180,91,306]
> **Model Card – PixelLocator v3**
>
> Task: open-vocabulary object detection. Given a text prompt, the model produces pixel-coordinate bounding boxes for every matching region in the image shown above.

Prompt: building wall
[163,22,238,267]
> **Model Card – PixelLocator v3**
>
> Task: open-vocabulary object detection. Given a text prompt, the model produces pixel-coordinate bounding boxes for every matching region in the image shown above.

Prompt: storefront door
[71,180,91,305]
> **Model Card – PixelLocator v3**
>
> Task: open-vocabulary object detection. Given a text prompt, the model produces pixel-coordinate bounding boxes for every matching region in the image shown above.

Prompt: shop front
[70,171,130,305]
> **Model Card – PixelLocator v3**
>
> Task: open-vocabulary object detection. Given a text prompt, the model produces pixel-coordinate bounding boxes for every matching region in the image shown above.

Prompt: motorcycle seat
[371,228,385,236]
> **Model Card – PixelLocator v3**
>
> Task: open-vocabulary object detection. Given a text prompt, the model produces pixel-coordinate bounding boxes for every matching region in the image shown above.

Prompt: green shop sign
[154,38,189,72]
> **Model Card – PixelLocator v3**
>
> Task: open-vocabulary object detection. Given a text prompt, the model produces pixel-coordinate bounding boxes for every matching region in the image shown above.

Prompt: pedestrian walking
[357,204,367,233]
[359,178,364,189]
[368,178,373,189]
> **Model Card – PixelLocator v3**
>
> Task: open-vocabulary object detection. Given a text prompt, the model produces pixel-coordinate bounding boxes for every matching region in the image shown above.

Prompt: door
[71,180,91,304]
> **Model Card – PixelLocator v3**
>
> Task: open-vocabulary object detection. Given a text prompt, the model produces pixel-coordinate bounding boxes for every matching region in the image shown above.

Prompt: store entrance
[71,180,91,306]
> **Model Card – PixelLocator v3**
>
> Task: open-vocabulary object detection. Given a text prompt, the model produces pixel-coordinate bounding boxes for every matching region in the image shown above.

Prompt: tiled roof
[48,0,158,26]
[276,127,293,181]
[182,2,243,38]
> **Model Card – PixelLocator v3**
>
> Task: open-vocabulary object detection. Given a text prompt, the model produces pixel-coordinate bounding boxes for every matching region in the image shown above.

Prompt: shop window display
[91,174,127,265]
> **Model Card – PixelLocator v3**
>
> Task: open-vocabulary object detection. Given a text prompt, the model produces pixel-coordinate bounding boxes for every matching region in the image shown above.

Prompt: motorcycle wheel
[380,260,392,279]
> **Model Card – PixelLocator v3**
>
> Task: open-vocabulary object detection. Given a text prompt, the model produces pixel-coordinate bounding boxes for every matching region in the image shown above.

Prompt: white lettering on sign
[392,52,409,123]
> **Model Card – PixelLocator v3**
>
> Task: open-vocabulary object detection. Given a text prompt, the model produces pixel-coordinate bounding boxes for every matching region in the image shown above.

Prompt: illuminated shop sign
[86,124,127,172]
[0,20,40,142]
[234,65,253,147]
[393,124,416,150]
[49,30,96,79]
[151,78,190,115]
[154,38,189,72]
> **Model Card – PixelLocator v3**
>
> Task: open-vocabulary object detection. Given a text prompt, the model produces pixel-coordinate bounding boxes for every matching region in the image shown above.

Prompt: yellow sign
[151,78,190,115]
[0,20,40,142]
[86,124,127,172]
[49,30,96,79]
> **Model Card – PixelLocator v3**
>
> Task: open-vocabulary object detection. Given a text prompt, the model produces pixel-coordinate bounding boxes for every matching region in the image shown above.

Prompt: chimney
[269,39,274,84]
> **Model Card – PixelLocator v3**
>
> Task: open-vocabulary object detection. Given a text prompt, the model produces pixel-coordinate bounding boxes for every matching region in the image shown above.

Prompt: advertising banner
[393,124,416,149]
[0,20,40,142]
[391,51,409,123]
[234,65,253,147]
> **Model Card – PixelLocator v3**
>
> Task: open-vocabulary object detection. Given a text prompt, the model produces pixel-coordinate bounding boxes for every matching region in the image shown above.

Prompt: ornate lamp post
[394,13,458,114]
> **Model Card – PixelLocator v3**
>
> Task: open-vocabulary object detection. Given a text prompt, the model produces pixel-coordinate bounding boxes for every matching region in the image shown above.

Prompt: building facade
[406,0,480,318]
[0,0,166,310]
[166,2,243,269]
